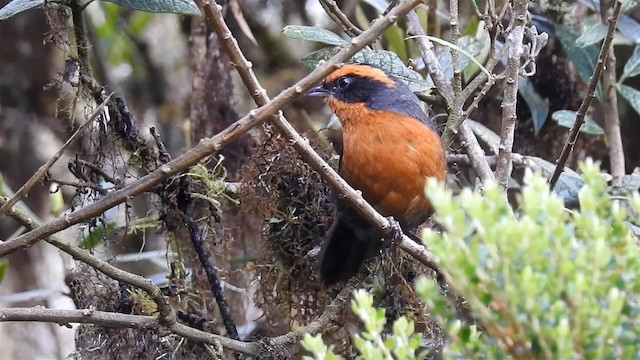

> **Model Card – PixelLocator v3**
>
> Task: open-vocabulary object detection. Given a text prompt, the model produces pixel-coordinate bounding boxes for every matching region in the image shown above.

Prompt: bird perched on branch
[307,63,447,285]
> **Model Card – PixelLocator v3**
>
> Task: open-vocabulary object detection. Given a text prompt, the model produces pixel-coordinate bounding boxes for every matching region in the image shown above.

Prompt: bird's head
[307,63,433,128]
[307,63,395,103]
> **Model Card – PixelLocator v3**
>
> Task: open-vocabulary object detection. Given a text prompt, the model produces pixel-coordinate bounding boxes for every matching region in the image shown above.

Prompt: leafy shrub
[303,159,640,359]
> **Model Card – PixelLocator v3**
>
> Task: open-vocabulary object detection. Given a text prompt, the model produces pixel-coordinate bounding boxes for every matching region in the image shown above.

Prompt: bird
[307,63,447,286]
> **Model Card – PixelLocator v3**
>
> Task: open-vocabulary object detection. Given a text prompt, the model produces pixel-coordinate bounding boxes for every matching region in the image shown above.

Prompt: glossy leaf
[618,15,640,44]
[555,25,601,99]
[622,45,640,80]
[552,110,604,136]
[519,78,550,135]
[0,0,44,21]
[575,21,608,48]
[299,46,342,68]
[527,156,584,205]
[104,0,199,14]
[282,25,348,46]
[616,84,640,118]
[467,119,500,155]
[299,46,431,92]
[352,49,431,92]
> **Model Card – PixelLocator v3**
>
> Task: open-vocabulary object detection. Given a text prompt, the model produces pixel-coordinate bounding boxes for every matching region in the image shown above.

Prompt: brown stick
[549,0,622,189]
[198,0,441,273]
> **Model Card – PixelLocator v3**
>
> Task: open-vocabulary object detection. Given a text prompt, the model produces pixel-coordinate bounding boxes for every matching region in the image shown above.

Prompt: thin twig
[0,94,112,215]
[405,11,495,184]
[0,268,364,357]
[495,0,529,188]
[0,0,424,265]
[319,0,363,37]
[549,0,622,189]
[406,10,454,104]
[198,0,441,273]
[0,195,177,325]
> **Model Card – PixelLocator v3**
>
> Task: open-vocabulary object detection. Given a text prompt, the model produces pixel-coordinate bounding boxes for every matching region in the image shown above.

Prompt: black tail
[319,212,381,285]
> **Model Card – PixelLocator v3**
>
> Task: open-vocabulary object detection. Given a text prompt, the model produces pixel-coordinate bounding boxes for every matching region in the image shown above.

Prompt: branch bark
[0,0,417,257]
[495,0,529,188]
[600,0,625,185]
[549,0,622,189]
[197,0,442,273]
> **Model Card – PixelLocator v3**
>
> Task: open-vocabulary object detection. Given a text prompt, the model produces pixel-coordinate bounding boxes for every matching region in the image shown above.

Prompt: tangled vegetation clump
[239,133,336,327]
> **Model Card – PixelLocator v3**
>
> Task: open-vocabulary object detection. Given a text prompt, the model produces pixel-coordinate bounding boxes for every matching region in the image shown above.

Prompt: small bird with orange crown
[307,63,447,285]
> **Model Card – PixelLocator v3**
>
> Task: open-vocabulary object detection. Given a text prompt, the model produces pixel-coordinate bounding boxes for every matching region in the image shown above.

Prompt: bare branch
[405,11,495,185]
[0,94,112,215]
[0,195,177,325]
[197,0,442,273]
[0,273,364,357]
[0,1,416,257]
[599,0,625,185]
[319,0,363,37]
[495,0,529,188]
[549,0,622,189]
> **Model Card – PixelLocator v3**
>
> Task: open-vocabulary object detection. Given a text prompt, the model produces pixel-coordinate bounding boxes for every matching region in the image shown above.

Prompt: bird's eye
[337,77,351,89]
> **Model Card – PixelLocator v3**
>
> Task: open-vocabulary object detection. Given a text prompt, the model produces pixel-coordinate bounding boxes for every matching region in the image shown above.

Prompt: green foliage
[615,83,640,118]
[302,290,426,360]
[102,0,199,15]
[281,25,431,93]
[417,160,640,358]
[303,161,640,359]
[0,259,8,285]
[82,222,116,249]
[554,24,602,100]
[551,110,604,136]
[0,0,198,22]
[518,78,549,136]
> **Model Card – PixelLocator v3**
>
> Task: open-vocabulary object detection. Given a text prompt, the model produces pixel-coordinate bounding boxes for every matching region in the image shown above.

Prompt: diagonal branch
[0,195,177,325]
[549,0,622,189]
[197,0,441,274]
[405,11,495,184]
[0,272,364,357]
[0,1,417,258]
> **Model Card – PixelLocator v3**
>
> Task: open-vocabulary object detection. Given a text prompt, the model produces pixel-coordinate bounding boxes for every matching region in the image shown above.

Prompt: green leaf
[299,46,431,92]
[352,49,431,92]
[616,83,640,117]
[0,260,8,285]
[82,223,116,250]
[555,25,601,99]
[467,119,500,155]
[0,0,44,21]
[551,110,604,136]
[282,25,348,46]
[300,46,342,68]
[0,172,4,196]
[618,15,640,44]
[384,25,408,62]
[103,0,200,15]
[622,45,640,80]
[519,78,550,135]
[575,21,608,48]
[527,155,584,205]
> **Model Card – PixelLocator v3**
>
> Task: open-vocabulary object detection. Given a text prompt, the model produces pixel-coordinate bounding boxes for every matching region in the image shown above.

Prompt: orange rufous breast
[329,100,446,228]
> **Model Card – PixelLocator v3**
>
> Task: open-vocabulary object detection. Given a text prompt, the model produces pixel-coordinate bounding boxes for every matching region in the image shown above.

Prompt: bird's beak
[307,85,331,97]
